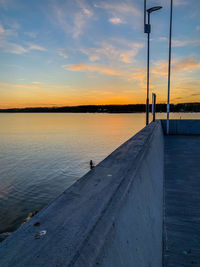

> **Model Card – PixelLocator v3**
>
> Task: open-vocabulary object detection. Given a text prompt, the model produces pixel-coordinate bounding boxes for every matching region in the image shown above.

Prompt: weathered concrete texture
[95,121,164,267]
[162,120,200,135]
[164,135,200,266]
[0,121,164,267]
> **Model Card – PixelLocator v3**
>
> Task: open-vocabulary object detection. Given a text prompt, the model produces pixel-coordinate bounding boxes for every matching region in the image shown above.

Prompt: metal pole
[144,0,146,32]
[146,12,150,125]
[167,0,173,134]
[153,93,156,122]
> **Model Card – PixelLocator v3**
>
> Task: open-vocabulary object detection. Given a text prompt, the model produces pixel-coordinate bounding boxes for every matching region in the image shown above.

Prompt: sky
[0,0,199,108]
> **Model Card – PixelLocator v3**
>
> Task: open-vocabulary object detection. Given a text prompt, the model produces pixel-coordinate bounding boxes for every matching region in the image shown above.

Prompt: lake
[0,113,199,234]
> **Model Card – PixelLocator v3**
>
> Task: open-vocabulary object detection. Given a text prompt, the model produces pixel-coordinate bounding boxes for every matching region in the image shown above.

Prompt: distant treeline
[0,103,200,113]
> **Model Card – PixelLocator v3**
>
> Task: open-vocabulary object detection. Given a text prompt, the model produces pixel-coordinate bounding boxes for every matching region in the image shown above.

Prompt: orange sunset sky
[0,0,199,108]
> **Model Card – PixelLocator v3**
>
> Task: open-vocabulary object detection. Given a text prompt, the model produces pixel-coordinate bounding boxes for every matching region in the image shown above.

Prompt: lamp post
[167,0,173,134]
[144,1,162,125]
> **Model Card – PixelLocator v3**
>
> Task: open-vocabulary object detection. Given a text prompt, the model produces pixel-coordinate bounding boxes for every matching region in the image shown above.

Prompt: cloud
[125,57,200,89]
[172,57,200,73]
[131,71,146,88]
[0,24,5,34]
[63,61,144,82]
[72,7,93,38]
[154,0,188,7]
[109,17,125,25]
[159,37,168,42]
[28,44,46,51]
[32,81,42,85]
[0,82,41,89]
[0,41,46,54]
[159,37,200,47]
[152,57,200,77]
[25,32,38,38]
[173,39,200,47]
[94,1,141,30]
[94,2,141,17]
[57,49,68,59]
[0,23,46,54]
[0,23,17,37]
[0,0,12,9]
[196,26,200,31]
[80,39,144,64]
[174,0,188,6]
[120,50,138,63]
[63,64,122,76]
[0,41,27,54]
[50,0,93,39]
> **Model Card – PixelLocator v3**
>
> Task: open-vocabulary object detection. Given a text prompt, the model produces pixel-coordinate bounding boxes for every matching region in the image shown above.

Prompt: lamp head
[147,6,162,13]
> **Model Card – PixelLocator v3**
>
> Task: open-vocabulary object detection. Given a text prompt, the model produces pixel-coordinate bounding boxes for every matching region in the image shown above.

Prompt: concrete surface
[0,121,164,267]
[164,135,200,266]
[162,120,200,135]
[96,121,164,267]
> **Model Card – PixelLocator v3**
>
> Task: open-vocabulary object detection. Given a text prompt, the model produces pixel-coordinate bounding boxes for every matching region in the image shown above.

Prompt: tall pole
[167,0,173,134]
[146,13,150,125]
[144,0,146,32]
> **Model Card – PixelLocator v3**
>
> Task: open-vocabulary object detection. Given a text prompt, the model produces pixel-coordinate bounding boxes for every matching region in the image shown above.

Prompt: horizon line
[0,102,200,110]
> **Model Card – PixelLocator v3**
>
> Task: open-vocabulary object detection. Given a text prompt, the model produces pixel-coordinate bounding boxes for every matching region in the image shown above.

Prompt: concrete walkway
[164,135,200,266]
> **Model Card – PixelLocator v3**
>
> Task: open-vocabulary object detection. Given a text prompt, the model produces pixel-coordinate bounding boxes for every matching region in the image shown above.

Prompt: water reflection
[0,113,145,234]
[0,113,199,234]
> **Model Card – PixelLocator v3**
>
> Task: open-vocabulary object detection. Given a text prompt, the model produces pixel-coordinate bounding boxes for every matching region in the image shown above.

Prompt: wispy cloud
[80,39,143,64]
[172,57,200,73]
[0,23,46,54]
[174,0,188,6]
[32,81,42,85]
[24,32,38,38]
[0,0,13,9]
[0,41,46,54]
[122,56,200,89]
[159,37,200,47]
[73,0,93,38]
[94,1,141,29]
[0,23,17,37]
[57,49,68,59]
[63,64,122,76]
[152,57,200,77]
[154,0,188,7]
[50,0,93,39]
[0,41,27,54]
[94,1,141,17]
[109,17,125,25]
[0,24,5,34]
[173,39,200,47]
[0,82,41,89]
[63,61,146,84]
[28,44,46,51]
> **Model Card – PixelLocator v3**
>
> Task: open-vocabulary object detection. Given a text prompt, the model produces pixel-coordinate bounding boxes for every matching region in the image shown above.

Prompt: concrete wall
[0,121,164,267]
[162,119,200,135]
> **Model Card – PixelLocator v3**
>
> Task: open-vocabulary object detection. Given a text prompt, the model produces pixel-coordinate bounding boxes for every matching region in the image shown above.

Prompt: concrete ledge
[0,121,164,267]
[162,119,200,135]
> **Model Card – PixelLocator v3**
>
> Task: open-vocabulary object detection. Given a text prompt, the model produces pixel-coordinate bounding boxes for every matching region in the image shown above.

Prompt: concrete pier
[164,135,200,266]
[0,119,200,267]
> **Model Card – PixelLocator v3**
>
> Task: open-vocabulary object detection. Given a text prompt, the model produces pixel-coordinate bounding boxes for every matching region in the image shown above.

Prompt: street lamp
[144,1,162,125]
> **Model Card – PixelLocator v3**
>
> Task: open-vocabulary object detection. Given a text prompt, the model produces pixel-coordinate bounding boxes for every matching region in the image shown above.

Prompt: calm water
[0,113,199,234]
